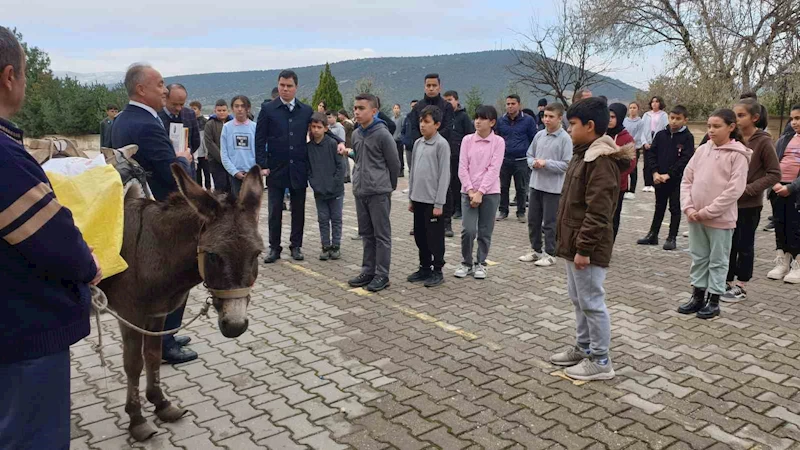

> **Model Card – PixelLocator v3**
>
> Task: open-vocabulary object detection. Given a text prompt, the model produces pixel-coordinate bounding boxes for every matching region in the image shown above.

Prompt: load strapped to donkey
[26,136,266,441]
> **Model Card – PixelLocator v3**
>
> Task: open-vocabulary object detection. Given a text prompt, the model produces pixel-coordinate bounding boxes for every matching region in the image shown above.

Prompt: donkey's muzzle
[219,317,249,338]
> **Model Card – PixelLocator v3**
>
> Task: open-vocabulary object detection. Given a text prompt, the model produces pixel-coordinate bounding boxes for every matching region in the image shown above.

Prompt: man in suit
[158,83,201,156]
[256,70,344,263]
[111,63,196,364]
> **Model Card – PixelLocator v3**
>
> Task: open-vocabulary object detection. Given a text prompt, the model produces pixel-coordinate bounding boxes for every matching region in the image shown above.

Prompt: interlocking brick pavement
[71,177,800,449]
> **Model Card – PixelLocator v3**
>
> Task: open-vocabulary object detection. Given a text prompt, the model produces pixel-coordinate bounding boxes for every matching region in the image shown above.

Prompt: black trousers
[443,153,461,221]
[268,186,306,252]
[613,190,625,241]
[629,148,642,193]
[413,202,446,271]
[772,192,800,256]
[727,206,761,283]
[196,157,212,189]
[649,181,681,238]
[209,159,230,194]
[395,140,405,173]
[643,148,654,187]
[499,158,528,217]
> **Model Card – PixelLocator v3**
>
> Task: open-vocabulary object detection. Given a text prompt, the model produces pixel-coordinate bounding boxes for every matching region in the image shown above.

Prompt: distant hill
[53,70,125,86]
[165,50,639,113]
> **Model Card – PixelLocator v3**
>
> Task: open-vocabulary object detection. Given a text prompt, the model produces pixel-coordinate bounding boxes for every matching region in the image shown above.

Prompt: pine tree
[311,63,344,113]
[464,86,483,119]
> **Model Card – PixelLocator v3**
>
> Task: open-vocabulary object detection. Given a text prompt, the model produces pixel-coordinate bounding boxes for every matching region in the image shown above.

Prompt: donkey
[98,164,264,441]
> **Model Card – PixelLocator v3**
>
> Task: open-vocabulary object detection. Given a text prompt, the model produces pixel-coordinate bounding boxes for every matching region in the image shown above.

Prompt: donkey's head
[171,164,264,338]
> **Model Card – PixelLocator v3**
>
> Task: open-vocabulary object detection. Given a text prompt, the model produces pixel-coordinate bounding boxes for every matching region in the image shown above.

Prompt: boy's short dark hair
[410,99,418,104]
[474,105,498,121]
[230,95,251,109]
[215,99,227,108]
[424,73,440,83]
[443,90,459,100]
[522,108,535,117]
[670,105,689,118]
[566,98,610,135]
[506,94,521,104]
[271,87,279,98]
[189,101,201,109]
[420,105,443,125]
[544,103,565,117]
[310,112,328,126]
[355,93,378,109]
[106,104,119,111]
[325,110,335,116]
[278,69,298,85]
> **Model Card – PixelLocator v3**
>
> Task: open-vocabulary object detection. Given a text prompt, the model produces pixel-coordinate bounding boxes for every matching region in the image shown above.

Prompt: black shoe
[407,267,432,283]
[424,271,444,288]
[162,345,198,364]
[496,212,508,221]
[329,246,341,260]
[510,200,517,207]
[696,294,720,319]
[399,171,405,178]
[453,211,462,220]
[282,201,288,211]
[409,229,415,236]
[344,178,351,184]
[445,226,454,238]
[348,273,374,287]
[319,247,330,261]
[174,336,191,347]
[663,237,677,251]
[291,247,305,261]
[764,221,775,231]
[366,276,390,292]
[264,249,281,263]
[351,234,362,240]
[517,215,527,223]
[637,232,658,245]
[678,287,707,314]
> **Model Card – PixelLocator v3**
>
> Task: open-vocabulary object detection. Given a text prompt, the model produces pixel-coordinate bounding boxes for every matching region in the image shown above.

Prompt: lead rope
[89,285,212,367]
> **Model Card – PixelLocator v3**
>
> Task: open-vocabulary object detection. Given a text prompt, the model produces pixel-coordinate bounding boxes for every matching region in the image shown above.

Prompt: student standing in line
[623,101,644,200]
[640,96,669,193]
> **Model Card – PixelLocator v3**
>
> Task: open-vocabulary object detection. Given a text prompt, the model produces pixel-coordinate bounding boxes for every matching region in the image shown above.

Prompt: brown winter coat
[739,129,782,209]
[556,135,635,268]
[203,115,231,163]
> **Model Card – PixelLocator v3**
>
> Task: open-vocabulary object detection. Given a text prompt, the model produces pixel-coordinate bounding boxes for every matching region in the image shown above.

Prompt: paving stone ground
[71,174,800,449]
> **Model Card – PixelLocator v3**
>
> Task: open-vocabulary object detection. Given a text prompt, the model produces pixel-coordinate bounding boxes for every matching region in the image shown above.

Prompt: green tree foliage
[11,30,128,138]
[311,63,344,113]
[464,86,483,119]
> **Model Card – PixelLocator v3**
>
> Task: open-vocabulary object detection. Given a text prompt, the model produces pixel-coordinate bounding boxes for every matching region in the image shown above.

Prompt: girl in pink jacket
[678,109,752,319]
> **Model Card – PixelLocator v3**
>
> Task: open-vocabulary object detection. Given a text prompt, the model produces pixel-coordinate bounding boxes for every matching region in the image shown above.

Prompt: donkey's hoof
[129,421,158,442]
[155,404,187,423]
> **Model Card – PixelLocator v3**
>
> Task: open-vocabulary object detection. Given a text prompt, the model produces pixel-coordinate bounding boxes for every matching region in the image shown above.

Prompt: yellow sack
[45,165,128,279]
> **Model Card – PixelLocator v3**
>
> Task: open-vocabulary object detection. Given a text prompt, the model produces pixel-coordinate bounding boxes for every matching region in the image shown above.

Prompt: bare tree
[508,1,622,106]
[583,0,800,93]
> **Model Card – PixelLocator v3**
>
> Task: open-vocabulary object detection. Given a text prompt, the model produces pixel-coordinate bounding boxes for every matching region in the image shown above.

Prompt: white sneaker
[623,192,635,200]
[454,264,474,278]
[534,254,556,267]
[682,230,690,237]
[564,358,615,381]
[519,252,542,262]
[643,186,654,193]
[768,250,792,280]
[473,264,487,279]
[784,256,800,284]
[401,188,409,194]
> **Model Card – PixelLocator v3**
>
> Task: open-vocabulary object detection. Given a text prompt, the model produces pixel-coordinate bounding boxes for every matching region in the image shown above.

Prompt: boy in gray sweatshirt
[407,105,451,288]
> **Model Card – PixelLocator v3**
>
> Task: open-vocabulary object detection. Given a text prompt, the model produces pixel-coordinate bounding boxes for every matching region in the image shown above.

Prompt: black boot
[678,287,707,314]
[637,232,658,245]
[445,220,454,238]
[696,294,720,319]
[663,236,677,251]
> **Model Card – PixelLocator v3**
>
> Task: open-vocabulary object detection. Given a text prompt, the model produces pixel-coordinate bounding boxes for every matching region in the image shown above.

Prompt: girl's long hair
[710,108,744,142]
[735,98,768,130]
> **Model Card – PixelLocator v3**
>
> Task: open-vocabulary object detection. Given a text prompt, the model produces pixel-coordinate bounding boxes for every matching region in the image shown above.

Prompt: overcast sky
[6,0,665,88]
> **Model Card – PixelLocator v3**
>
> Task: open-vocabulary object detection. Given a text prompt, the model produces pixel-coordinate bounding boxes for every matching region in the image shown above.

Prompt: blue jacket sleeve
[255,107,269,168]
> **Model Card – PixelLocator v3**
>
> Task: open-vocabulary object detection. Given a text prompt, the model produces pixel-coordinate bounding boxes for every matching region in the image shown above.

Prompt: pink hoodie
[459,131,505,195]
[681,139,752,229]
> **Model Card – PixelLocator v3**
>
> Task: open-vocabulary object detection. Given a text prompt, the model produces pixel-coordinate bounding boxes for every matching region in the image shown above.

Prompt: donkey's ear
[171,163,222,220]
[238,165,264,223]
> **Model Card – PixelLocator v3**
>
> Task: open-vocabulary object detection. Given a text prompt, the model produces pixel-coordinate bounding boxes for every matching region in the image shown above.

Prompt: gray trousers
[527,188,560,255]
[405,149,413,172]
[315,195,344,248]
[356,193,392,277]
[565,261,610,359]
[460,193,500,266]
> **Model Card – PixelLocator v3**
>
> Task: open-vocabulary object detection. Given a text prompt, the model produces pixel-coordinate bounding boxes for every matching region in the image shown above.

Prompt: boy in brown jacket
[550,97,634,381]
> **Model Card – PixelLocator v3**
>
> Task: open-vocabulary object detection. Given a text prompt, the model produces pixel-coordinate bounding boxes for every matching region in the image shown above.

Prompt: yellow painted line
[282,262,479,340]
[550,370,588,386]
[484,259,500,266]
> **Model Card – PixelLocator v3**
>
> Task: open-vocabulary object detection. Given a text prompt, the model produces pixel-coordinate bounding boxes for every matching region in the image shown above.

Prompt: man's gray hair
[0,27,23,76]
[124,63,152,98]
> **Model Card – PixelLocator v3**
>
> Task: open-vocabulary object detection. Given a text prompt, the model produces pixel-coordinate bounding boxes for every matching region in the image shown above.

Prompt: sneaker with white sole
[768,250,792,280]
[623,192,635,200]
[473,264,487,279]
[682,230,690,237]
[454,264,474,278]
[534,254,556,267]
[549,346,590,367]
[721,284,747,302]
[564,358,615,381]
[519,252,543,262]
[784,257,800,284]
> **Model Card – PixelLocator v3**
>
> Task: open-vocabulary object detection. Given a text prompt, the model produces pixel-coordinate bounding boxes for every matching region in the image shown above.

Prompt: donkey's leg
[144,318,187,423]
[120,323,157,441]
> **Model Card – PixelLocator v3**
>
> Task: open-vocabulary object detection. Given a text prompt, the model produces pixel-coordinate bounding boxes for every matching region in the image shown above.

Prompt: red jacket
[613,129,636,191]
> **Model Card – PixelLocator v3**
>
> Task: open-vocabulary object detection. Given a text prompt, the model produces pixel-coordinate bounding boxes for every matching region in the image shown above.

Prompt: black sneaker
[291,247,305,261]
[663,237,677,251]
[264,249,281,264]
[424,271,444,288]
[409,229,415,236]
[763,221,775,231]
[329,246,341,260]
[445,226,454,238]
[721,284,746,302]
[398,171,405,178]
[367,276,390,292]
[510,200,517,207]
[453,211,462,220]
[637,232,658,245]
[319,247,330,261]
[517,215,527,223]
[348,273,374,287]
[407,267,432,283]
[496,211,508,221]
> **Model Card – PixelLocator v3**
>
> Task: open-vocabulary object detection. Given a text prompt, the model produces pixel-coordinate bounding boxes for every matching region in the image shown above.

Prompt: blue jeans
[315,195,344,247]
[0,351,70,449]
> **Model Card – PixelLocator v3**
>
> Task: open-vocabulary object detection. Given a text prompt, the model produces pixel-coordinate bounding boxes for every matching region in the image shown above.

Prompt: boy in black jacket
[444,90,476,225]
[638,105,694,250]
[308,113,345,260]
